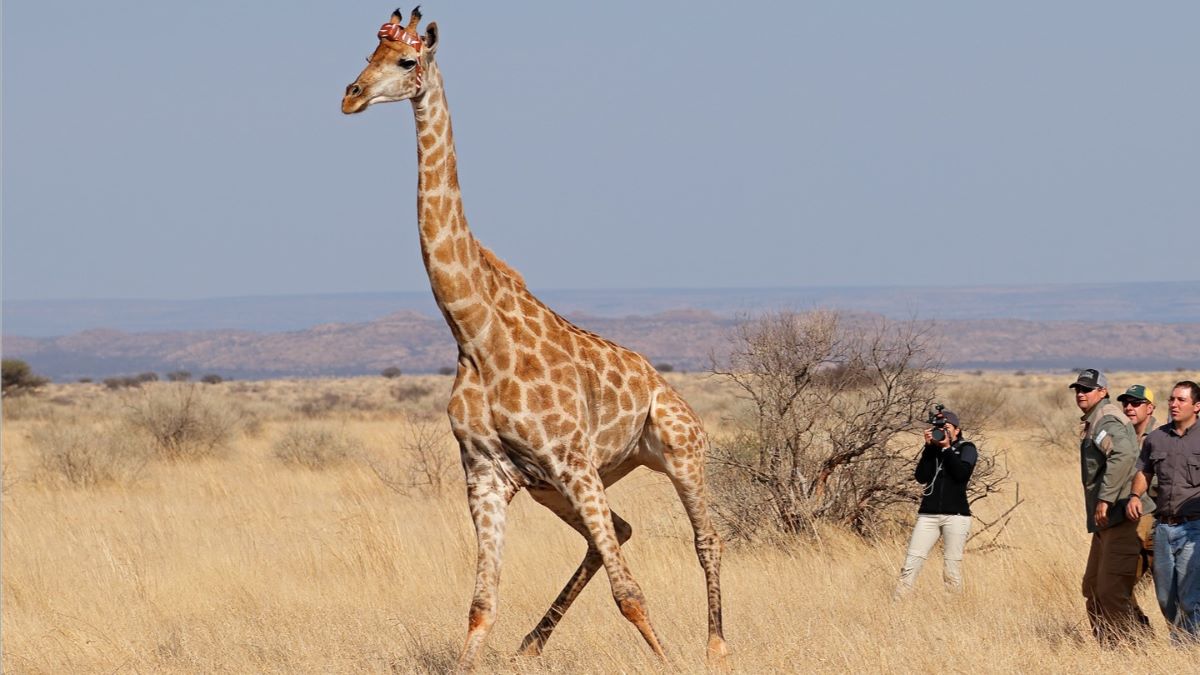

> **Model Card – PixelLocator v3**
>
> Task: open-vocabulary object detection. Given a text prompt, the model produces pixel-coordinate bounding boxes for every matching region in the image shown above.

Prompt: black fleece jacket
[914,438,978,516]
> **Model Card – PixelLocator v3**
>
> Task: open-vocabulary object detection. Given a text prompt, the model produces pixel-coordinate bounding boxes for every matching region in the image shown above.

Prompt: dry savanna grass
[3,370,1199,673]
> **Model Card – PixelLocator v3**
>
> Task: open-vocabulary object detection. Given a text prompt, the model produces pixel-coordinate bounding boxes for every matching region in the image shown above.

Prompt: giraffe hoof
[706,636,730,668]
[515,640,543,657]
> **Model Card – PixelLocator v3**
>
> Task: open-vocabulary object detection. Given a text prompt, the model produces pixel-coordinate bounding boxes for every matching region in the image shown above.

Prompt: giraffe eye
[398,59,418,70]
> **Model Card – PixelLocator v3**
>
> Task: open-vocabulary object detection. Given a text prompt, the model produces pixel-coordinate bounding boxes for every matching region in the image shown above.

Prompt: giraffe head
[342,7,438,114]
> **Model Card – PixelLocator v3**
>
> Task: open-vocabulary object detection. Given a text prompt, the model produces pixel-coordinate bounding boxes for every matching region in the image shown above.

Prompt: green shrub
[2,359,49,396]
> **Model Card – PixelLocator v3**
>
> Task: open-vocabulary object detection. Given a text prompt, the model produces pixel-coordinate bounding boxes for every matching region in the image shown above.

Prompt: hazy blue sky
[4,2,1197,301]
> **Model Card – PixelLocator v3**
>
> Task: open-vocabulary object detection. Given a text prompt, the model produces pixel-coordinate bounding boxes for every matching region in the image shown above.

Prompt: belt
[1158,513,1200,525]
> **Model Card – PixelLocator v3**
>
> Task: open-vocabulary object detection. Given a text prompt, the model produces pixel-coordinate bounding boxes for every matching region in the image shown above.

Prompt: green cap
[1117,384,1154,405]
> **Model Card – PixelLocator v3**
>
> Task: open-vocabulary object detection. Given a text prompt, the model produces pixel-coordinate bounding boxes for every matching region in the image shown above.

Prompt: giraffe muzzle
[342,82,369,115]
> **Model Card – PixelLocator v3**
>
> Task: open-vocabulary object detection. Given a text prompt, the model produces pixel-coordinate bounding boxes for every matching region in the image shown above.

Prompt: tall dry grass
[3,371,1198,673]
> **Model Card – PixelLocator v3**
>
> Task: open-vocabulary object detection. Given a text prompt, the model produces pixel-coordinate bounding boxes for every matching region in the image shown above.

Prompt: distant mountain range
[3,282,1198,380]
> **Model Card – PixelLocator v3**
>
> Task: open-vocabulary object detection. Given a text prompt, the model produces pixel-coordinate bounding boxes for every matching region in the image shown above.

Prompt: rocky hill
[4,309,1197,381]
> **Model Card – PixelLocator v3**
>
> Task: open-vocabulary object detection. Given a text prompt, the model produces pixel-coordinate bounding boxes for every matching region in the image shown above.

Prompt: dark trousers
[1083,518,1151,644]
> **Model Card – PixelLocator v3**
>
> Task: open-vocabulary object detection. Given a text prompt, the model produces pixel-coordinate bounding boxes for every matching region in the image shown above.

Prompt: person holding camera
[1071,368,1151,645]
[894,407,977,597]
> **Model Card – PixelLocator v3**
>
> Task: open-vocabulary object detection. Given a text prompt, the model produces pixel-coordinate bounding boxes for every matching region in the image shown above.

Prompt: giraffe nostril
[347,83,363,97]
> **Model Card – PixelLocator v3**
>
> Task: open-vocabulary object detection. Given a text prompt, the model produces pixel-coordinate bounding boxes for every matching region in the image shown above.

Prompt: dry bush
[391,381,435,403]
[1,394,59,422]
[294,390,390,419]
[710,311,947,539]
[123,384,241,461]
[939,378,1013,433]
[272,423,362,470]
[1025,384,1082,455]
[29,421,148,488]
[368,416,455,494]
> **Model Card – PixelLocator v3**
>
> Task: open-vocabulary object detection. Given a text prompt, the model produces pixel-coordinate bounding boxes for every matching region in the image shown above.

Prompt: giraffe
[341,9,727,669]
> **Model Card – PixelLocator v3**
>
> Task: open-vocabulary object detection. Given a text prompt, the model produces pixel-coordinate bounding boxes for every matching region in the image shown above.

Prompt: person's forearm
[1130,472,1148,498]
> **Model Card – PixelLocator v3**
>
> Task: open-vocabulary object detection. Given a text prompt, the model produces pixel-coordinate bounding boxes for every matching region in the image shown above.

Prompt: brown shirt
[1136,421,1200,519]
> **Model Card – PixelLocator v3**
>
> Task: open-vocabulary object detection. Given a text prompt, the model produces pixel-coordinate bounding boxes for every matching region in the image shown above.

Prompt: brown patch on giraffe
[448,395,466,421]
[433,240,456,265]
[606,371,624,388]
[493,351,512,373]
[579,344,600,365]
[605,350,623,370]
[601,388,620,422]
[597,426,623,449]
[433,270,470,302]
[496,378,522,409]
[459,301,489,328]
[484,327,508,356]
[543,344,571,368]
[463,388,484,420]
[526,384,555,413]
[518,297,540,318]
[567,453,589,472]
[515,350,545,380]
[619,391,634,411]
[453,237,470,265]
[557,388,575,411]
[496,292,516,313]
[421,167,444,189]
[425,143,447,166]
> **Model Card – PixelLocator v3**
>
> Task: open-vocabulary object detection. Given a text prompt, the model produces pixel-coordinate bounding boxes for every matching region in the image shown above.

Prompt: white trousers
[895,514,972,596]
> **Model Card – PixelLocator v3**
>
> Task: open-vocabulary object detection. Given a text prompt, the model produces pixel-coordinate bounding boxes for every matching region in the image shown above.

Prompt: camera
[927,404,948,444]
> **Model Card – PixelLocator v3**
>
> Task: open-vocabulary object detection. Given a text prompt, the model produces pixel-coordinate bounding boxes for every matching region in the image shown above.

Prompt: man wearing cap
[894,408,977,597]
[1118,384,1158,587]
[1126,380,1200,643]
[1071,368,1150,644]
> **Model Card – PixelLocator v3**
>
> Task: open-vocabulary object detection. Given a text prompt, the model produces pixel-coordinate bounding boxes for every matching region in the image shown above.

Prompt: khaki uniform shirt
[1137,415,1159,501]
[1136,420,1200,520]
[1079,400,1145,533]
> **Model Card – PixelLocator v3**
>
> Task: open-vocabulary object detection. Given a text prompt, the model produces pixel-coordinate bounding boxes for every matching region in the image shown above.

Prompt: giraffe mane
[479,245,526,289]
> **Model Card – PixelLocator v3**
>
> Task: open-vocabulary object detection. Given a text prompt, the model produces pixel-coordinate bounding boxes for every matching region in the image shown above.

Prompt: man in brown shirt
[1119,384,1157,583]
[1127,380,1200,644]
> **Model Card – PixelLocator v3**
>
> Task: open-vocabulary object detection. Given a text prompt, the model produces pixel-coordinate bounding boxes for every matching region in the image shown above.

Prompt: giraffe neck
[411,62,494,347]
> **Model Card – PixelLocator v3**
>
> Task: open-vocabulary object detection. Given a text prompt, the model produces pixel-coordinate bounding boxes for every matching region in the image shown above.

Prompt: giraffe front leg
[455,461,515,671]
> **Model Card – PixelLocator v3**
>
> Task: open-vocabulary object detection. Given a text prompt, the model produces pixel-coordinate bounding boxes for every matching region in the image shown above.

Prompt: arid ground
[3,371,1197,673]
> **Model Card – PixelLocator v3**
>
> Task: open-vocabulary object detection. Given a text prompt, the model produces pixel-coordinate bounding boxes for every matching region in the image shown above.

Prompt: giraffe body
[342,10,726,670]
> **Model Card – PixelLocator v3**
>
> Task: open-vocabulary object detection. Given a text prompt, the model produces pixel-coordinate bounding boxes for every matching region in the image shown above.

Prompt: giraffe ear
[423,22,439,54]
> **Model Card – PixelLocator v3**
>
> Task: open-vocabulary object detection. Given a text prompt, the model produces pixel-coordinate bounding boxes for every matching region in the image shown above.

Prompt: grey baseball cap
[1068,368,1108,391]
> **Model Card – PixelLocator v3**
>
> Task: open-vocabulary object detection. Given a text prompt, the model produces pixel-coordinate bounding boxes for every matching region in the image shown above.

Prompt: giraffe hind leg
[649,393,729,665]
[517,488,633,656]
[551,464,666,659]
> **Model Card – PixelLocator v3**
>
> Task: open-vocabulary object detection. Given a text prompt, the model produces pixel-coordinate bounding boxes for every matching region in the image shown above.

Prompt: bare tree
[710,311,946,539]
[369,416,455,495]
